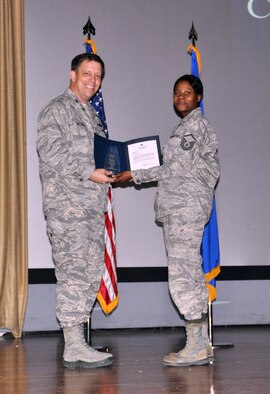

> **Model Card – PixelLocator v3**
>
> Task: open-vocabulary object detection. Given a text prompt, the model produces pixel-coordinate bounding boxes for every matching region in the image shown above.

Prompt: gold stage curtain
[0,0,28,338]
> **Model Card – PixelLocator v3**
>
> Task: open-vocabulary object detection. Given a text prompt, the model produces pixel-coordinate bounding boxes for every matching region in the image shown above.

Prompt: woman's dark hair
[71,53,105,80]
[173,74,203,100]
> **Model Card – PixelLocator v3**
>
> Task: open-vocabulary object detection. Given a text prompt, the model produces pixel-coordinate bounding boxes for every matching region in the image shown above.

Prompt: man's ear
[70,70,76,82]
[197,95,202,103]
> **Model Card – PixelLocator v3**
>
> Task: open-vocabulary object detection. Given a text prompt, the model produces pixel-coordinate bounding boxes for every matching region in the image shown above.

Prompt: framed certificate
[94,134,162,173]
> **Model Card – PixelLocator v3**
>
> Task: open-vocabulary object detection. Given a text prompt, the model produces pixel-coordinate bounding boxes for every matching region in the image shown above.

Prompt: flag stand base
[84,319,110,352]
[84,319,91,345]
[212,343,234,348]
[208,302,234,350]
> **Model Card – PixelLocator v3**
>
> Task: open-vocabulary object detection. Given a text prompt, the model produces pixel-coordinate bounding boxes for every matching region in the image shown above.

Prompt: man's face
[70,60,102,103]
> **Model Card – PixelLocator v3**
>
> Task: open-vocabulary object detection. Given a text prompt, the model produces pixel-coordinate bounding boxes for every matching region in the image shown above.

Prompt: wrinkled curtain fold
[0,0,28,337]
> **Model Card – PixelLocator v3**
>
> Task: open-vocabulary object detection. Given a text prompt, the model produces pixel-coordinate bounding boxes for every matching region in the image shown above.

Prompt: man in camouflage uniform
[114,75,220,366]
[37,53,113,369]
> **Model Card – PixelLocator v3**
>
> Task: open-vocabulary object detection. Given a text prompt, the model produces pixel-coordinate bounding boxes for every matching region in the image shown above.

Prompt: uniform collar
[65,88,90,106]
[180,107,202,124]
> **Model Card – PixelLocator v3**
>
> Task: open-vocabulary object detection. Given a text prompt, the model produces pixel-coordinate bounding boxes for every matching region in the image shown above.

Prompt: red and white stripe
[97,186,118,313]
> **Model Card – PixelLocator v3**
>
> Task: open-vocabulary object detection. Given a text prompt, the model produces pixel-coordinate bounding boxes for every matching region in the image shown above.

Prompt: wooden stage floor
[1,325,270,393]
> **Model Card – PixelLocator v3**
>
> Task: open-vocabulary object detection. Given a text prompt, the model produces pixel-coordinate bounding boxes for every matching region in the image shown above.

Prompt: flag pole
[82,17,118,352]
[82,16,96,346]
[209,301,233,349]
[208,301,213,348]
[187,23,233,350]
[187,24,215,346]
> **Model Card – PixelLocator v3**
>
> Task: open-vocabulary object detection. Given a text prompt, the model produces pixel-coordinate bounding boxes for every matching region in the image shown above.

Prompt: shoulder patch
[181,134,196,150]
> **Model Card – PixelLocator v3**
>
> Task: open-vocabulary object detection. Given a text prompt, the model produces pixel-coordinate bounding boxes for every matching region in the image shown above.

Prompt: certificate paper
[127,139,160,170]
[94,134,161,173]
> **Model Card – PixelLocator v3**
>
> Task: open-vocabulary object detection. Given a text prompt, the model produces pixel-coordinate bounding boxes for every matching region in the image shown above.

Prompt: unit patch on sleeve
[180,134,196,150]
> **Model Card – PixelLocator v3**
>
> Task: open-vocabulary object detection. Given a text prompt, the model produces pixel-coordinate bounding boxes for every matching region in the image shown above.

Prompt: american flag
[85,39,119,314]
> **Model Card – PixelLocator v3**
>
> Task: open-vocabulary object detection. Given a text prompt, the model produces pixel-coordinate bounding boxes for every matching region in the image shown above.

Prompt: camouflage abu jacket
[132,107,220,221]
[37,89,108,213]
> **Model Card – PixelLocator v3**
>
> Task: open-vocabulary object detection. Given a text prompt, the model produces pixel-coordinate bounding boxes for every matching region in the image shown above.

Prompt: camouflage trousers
[46,204,105,328]
[163,209,209,321]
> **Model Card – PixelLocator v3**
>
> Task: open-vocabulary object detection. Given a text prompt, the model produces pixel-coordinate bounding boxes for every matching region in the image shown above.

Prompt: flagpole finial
[83,16,96,40]
[188,22,198,47]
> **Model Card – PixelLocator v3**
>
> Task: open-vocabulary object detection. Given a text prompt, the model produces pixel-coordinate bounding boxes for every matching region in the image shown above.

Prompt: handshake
[111,171,133,183]
[89,169,133,184]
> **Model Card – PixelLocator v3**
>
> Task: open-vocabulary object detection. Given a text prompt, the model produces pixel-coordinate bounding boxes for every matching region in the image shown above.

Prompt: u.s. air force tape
[181,134,196,150]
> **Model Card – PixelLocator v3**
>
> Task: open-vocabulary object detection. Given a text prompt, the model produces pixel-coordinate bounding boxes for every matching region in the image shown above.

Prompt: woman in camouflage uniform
[114,75,220,366]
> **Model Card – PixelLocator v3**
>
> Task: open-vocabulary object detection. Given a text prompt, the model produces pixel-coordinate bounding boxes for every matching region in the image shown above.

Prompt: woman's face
[173,80,201,118]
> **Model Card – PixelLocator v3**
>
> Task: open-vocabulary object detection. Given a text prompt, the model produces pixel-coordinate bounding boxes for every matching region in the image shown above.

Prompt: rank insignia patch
[181,134,196,150]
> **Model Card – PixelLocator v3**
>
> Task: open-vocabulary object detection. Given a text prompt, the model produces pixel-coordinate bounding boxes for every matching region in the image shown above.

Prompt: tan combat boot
[163,321,209,366]
[166,318,214,362]
[63,324,113,369]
